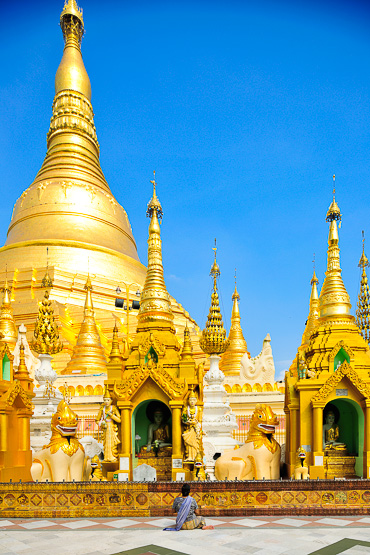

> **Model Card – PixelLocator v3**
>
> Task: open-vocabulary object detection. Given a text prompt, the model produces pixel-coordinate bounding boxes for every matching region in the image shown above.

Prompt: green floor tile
[113,545,189,555]
[309,538,370,555]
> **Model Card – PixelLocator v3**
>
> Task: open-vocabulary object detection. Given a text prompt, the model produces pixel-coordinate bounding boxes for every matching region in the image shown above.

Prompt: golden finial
[60,0,84,44]
[326,174,341,223]
[41,247,53,288]
[15,341,29,380]
[181,323,193,360]
[109,322,123,363]
[138,175,173,325]
[232,269,240,302]
[147,171,163,219]
[31,290,63,355]
[319,188,352,320]
[200,244,229,355]
[63,381,72,404]
[356,231,370,344]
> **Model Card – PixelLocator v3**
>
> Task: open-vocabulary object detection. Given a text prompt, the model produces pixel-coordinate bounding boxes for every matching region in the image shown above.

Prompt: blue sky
[1,0,370,379]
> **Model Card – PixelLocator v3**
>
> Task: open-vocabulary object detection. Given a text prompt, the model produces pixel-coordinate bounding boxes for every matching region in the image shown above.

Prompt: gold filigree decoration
[311,361,370,403]
[138,333,166,359]
[114,363,186,401]
[2,380,32,410]
[328,340,355,362]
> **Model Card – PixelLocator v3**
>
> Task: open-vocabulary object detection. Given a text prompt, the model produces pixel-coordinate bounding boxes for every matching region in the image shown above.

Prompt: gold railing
[233,415,286,446]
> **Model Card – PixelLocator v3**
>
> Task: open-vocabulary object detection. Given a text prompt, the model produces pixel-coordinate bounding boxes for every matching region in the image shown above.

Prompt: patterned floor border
[3,515,370,530]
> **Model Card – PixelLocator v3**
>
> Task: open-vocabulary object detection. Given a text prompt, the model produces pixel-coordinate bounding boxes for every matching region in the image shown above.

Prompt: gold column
[17,411,30,452]
[289,408,298,465]
[364,400,370,478]
[119,402,132,457]
[0,413,7,452]
[312,404,324,455]
[170,402,183,459]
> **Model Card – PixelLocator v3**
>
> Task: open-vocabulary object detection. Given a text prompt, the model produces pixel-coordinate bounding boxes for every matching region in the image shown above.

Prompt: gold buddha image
[143,403,172,456]
[323,409,346,451]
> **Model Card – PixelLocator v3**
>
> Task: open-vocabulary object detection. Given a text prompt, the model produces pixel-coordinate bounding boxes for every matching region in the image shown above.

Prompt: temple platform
[2,479,370,518]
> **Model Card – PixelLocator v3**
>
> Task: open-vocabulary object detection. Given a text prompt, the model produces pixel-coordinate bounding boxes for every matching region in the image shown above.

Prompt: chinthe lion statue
[31,400,91,482]
[214,404,281,480]
[292,446,309,480]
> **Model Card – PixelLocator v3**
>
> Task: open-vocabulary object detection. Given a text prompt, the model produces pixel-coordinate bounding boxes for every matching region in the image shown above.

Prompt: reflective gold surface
[301,270,320,346]
[0,279,17,347]
[63,276,107,374]
[220,280,249,375]
[31,290,63,355]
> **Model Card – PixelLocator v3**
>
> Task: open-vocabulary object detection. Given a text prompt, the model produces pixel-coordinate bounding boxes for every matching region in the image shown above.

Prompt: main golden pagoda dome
[1,0,142,279]
[0,0,200,377]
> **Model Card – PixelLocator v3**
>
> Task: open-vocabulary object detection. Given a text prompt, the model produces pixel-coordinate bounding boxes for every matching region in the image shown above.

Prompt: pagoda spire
[109,322,123,363]
[301,269,320,346]
[137,173,173,326]
[356,232,370,344]
[220,272,249,375]
[0,277,17,347]
[63,275,107,374]
[200,240,229,355]
[31,288,63,355]
[181,323,193,361]
[319,177,353,321]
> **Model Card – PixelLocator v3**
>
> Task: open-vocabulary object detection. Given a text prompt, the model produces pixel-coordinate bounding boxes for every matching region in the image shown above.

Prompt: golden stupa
[285,185,370,480]
[0,0,200,378]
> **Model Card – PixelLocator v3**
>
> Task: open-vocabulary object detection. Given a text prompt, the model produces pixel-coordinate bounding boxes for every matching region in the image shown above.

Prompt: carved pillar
[169,401,182,459]
[312,404,324,457]
[0,412,7,452]
[364,400,370,478]
[17,410,30,451]
[119,402,132,457]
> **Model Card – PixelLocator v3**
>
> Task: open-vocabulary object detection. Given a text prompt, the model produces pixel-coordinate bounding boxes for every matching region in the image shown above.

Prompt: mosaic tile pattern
[2,479,370,518]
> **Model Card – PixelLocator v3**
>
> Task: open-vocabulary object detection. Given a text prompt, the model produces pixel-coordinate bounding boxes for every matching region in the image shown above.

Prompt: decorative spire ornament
[301,264,320,346]
[181,323,193,361]
[31,290,63,355]
[356,231,370,344]
[63,275,107,374]
[41,248,53,289]
[109,322,123,363]
[200,240,229,355]
[319,180,353,321]
[138,174,173,325]
[220,270,249,375]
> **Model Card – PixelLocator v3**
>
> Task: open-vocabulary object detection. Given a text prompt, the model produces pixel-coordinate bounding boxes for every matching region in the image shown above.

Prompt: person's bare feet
[202,525,214,530]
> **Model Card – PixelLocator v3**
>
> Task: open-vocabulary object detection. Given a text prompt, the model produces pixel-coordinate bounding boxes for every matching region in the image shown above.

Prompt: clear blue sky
[1,0,370,379]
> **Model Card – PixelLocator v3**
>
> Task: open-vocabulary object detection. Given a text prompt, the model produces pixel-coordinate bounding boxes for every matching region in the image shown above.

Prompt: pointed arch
[312,361,370,404]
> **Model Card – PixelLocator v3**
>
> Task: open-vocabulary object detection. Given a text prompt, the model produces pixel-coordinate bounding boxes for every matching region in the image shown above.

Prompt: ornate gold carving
[312,361,370,403]
[114,363,186,401]
[328,340,355,362]
[3,380,32,410]
[138,333,166,359]
[31,290,63,355]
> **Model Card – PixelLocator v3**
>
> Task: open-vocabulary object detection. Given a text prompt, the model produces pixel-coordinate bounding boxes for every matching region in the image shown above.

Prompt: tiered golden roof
[138,175,174,327]
[220,277,249,375]
[0,278,17,347]
[31,290,63,355]
[200,244,229,355]
[63,276,107,374]
[356,234,370,344]
[319,187,353,321]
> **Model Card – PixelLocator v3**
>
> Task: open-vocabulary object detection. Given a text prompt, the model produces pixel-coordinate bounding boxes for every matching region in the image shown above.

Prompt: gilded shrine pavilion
[285,189,370,479]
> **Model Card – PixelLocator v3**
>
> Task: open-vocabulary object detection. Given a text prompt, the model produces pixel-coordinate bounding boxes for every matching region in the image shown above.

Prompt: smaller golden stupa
[356,232,370,345]
[220,274,249,375]
[285,181,370,480]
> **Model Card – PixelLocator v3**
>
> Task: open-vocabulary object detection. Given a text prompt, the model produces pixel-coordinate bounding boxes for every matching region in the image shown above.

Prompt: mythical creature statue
[292,446,309,480]
[214,404,281,480]
[31,400,91,482]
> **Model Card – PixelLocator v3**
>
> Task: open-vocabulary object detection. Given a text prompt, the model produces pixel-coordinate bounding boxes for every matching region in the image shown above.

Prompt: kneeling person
[164,483,213,531]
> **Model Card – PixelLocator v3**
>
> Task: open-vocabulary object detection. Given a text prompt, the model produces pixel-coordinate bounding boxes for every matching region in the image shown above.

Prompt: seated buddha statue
[323,410,346,451]
[146,409,171,453]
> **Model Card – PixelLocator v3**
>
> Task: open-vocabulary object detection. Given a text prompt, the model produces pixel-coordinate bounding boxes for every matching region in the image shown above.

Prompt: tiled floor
[1,517,370,554]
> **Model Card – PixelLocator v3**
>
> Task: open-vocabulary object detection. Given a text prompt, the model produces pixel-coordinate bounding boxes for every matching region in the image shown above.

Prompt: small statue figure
[96,388,121,462]
[292,446,309,480]
[323,409,346,450]
[182,389,202,462]
[147,408,171,452]
[90,455,107,481]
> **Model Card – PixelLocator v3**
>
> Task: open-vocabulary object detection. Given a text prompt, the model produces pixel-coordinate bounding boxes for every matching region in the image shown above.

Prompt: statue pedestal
[137,448,172,481]
[324,449,357,479]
